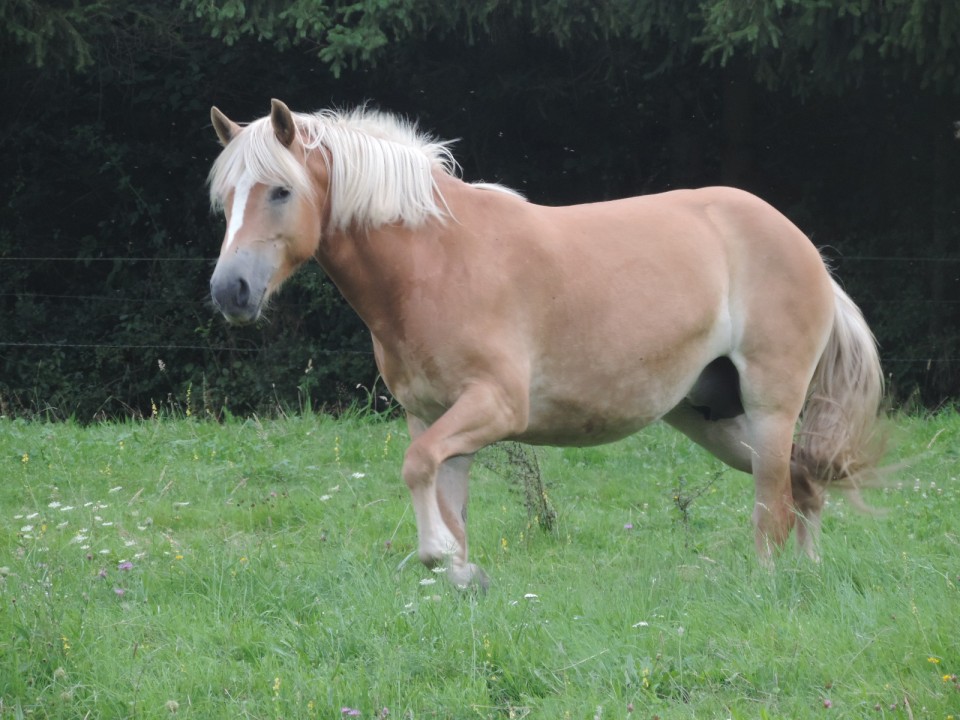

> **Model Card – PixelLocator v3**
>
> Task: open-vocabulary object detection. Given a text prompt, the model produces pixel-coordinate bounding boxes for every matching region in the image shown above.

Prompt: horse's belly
[512,405,652,447]
[518,331,724,446]
[517,374,684,447]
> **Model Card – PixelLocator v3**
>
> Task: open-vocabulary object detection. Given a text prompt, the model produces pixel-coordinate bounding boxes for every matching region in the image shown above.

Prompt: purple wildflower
[340,709,361,717]
[118,561,133,571]
[113,587,125,596]
[624,523,634,530]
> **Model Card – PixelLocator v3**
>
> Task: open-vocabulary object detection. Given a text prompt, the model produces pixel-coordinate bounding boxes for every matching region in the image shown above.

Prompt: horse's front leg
[408,444,487,589]
[403,384,526,590]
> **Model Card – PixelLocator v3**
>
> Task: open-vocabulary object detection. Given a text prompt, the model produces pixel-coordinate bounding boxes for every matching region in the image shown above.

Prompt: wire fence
[2,254,957,367]
[5,255,960,262]
[0,340,374,356]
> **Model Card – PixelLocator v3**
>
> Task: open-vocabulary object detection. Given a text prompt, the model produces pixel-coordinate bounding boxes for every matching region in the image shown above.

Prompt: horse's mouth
[220,308,261,326]
[212,294,264,326]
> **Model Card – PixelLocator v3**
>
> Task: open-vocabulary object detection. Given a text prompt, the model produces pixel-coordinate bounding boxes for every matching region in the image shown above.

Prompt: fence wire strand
[1,254,956,368]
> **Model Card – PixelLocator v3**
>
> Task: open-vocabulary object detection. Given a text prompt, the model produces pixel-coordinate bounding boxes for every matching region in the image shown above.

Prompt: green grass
[1,410,958,719]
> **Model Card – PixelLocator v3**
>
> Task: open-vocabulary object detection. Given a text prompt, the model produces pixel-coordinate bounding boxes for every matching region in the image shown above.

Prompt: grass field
[0,409,957,719]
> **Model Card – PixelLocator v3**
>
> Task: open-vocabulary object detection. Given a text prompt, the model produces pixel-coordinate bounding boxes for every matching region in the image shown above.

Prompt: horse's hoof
[450,563,490,592]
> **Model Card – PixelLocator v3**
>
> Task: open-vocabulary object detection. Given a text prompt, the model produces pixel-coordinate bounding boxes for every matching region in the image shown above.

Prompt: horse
[207,99,885,589]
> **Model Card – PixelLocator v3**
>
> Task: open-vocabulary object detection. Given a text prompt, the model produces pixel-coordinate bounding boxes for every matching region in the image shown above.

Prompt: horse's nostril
[236,277,250,307]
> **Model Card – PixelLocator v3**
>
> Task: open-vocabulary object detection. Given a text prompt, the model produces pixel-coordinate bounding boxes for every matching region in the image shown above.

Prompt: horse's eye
[270,186,291,203]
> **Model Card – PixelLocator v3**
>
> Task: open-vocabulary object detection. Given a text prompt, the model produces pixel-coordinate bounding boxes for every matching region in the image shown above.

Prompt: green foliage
[1,0,104,70]
[183,0,429,76]
[698,0,960,92]
[0,1,192,73]
[177,0,960,90]
[0,413,957,716]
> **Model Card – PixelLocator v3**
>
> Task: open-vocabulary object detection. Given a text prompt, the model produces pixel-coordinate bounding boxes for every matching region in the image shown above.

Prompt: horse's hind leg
[666,401,825,560]
[743,410,800,561]
[664,402,793,558]
[668,357,824,562]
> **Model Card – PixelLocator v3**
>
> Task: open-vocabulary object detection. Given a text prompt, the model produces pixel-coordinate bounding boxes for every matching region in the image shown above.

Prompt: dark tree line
[1,0,958,418]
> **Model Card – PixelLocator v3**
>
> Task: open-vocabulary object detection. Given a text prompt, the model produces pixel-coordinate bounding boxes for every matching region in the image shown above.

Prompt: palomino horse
[208,100,884,589]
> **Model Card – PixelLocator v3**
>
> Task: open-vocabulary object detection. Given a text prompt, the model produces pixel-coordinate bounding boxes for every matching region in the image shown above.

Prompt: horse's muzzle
[210,275,259,324]
[209,250,274,325]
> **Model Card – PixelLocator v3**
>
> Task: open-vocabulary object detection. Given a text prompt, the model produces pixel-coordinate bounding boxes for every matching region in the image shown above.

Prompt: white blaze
[224,173,255,251]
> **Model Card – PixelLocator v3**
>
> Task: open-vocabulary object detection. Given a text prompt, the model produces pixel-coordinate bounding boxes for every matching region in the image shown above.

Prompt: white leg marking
[225,172,255,251]
[414,492,461,561]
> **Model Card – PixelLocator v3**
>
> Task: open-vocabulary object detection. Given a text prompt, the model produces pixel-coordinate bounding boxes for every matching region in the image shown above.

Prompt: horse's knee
[402,441,437,491]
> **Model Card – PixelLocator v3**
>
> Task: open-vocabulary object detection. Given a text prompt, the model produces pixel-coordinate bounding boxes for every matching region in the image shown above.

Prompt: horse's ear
[270,99,297,148]
[211,106,240,146]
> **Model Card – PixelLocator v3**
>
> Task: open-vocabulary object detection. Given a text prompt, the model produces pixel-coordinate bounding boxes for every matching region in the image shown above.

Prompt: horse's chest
[375,342,461,422]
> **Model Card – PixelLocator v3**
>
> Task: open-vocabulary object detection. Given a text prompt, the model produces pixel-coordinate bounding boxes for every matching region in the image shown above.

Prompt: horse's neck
[315,175,518,342]
[317,220,444,340]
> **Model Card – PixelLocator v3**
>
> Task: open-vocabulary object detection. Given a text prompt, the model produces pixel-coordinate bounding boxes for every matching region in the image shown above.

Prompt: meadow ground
[0,409,957,719]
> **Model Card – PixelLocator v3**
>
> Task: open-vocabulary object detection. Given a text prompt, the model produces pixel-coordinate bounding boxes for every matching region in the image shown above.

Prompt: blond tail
[796,279,886,494]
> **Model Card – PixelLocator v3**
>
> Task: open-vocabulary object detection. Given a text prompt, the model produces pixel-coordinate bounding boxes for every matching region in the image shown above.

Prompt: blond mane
[208,107,459,230]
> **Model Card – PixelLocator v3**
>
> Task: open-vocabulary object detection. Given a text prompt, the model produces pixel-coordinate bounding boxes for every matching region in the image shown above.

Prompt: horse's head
[207,99,324,324]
